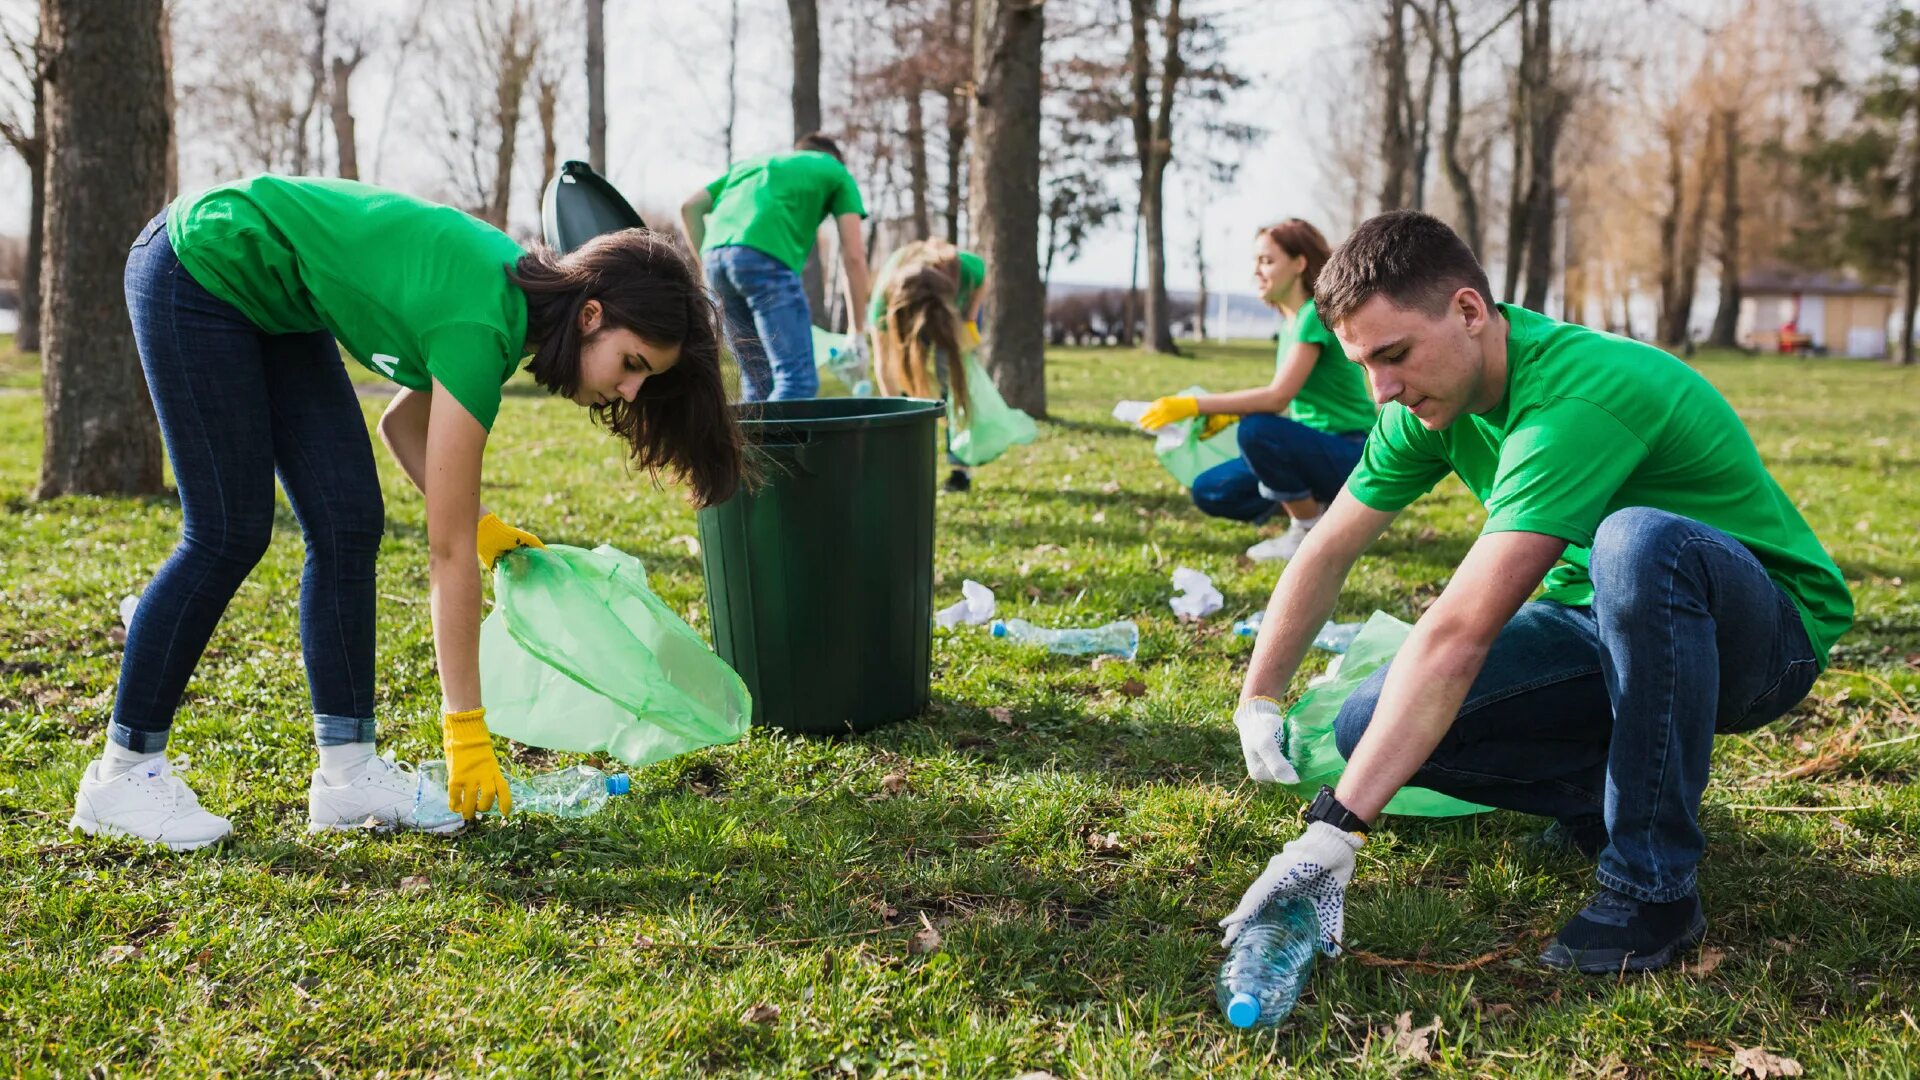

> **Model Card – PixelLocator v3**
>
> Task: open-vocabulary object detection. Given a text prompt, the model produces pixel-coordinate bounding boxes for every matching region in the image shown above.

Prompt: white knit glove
[1235,696,1300,784]
[1219,821,1364,954]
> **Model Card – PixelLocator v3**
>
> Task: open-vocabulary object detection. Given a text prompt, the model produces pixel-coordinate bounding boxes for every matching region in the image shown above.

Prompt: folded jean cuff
[1595,863,1696,905]
[314,714,376,747]
[106,721,171,754]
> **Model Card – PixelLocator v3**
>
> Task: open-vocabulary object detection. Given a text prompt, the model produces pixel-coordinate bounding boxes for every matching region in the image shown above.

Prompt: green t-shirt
[700,150,867,273]
[867,248,985,331]
[1282,299,1377,435]
[168,176,528,431]
[1346,304,1852,664]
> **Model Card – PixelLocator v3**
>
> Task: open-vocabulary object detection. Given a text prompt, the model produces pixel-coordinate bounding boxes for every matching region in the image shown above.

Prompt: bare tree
[328,25,368,180]
[722,0,741,165]
[427,0,540,228]
[37,0,167,497]
[586,0,605,171]
[787,0,821,138]
[295,0,328,175]
[943,0,972,243]
[970,0,1045,414]
[0,4,44,351]
[1127,0,1182,353]
[1421,0,1519,255]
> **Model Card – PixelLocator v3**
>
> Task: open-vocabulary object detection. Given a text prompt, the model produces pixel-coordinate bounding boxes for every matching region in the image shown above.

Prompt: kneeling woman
[72,175,741,849]
[867,239,986,493]
[1139,219,1375,560]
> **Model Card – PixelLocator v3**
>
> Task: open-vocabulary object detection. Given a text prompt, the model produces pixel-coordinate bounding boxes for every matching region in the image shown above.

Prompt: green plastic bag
[1279,610,1491,817]
[948,353,1038,466]
[479,544,751,768]
[810,325,868,392]
[1155,384,1241,489]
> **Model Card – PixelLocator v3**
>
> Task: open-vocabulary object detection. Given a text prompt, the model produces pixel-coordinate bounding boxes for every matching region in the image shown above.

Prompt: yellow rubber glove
[442,707,512,819]
[961,319,982,351]
[1138,395,1200,431]
[1200,413,1240,439]
[476,513,543,570]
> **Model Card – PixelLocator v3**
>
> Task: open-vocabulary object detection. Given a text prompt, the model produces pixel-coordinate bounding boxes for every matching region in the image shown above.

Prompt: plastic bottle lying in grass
[1216,894,1320,1029]
[990,618,1139,660]
[1231,614,1364,654]
[417,760,630,819]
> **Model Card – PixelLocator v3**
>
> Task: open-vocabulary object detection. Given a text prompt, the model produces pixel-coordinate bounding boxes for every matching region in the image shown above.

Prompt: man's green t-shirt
[167,176,528,430]
[701,150,867,273]
[1346,304,1852,663]
[1282,299,1377,435]
[867,248,985,331]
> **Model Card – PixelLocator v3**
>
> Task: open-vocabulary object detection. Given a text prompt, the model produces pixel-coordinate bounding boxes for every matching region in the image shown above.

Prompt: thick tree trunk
[1670,112,1718,346]
[1128,0,1182,355]
[1655,119,1684,344]
[1707,106,1742,349]
[160,3,176,196]
[1379,0,1410,210]
[943,0,972,244]
[586,0,606,172]
[906,85,930,239]
[329,53,361,180]
[37,0,167,498]
[1502,0,1533,301]
[293,0,327,175]
[969,0,1045,415]
[787,0,821,138]
[1520,95,1562,312]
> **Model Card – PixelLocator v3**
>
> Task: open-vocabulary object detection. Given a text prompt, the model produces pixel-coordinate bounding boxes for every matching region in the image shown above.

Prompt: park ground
[0,338,1916,1077]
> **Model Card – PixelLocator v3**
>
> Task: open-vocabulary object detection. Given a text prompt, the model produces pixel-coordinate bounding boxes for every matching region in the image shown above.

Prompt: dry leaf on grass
[98,944,137,966]
[740,1003,780,1025]
[1117,678,1148,699]
[908,913,944,955]
[398,875,430,892]
[989,706,1016,725]
[1730,1046,1803,1078]
[877,771,907,798]
[1085,830,1123,853]
[1389,1012,1441,1062]
[1683,946,1727,977]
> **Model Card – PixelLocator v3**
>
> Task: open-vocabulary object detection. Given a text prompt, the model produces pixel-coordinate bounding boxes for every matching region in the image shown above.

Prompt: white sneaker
[307,751,466,834]
[71,756,232,851]
[1246,520,1313,562]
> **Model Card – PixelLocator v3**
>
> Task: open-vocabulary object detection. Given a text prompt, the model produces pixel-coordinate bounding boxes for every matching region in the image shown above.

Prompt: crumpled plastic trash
[1169,566,1223,619]
[935,579,996,628]
[1113,400,1192,453]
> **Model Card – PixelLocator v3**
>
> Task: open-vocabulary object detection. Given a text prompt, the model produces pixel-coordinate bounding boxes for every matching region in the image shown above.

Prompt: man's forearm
[1333,625,1489,821]
[1241,547,1354,705]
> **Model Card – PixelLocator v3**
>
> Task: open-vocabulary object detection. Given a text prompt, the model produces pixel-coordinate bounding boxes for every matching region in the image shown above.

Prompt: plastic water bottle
[416,761,630,819]
[990,618,1139,660]
[1216,895,1320,1029]
[1231,614,1362,654]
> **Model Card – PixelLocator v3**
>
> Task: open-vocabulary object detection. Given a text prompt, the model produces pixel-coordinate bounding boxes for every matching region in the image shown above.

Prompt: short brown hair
[794,131,843,161]
[1257,219,1333,298]
[510,230,745,507]
[1315,210,1495,328]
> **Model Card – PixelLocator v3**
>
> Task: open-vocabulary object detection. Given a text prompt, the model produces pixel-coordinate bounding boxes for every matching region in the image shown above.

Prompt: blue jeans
[704,245,816,402]
[112,211,383,753]
[1334,507,1821,903]
[1191,414,1366,522]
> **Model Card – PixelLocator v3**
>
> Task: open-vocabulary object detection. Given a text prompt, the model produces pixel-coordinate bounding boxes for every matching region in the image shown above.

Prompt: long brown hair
[510,229,745,506]
[1258,218,1334,301]
[874,239,971,418]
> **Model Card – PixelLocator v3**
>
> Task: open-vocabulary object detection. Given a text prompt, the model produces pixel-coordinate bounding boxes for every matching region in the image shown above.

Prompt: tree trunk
[1409,32,1439,211]
[16,59,44,353]
[293,0,327,175]
[329,52,362,180]
[36,0,167,498]
[1192,225,1207,340]
[1502,0,1533,301]
[1707,106,1742,349]
[1670,111,1718,346]
[1128,0,1182,355]
[485,6,536,230]
[943,0,972,244]
[723,0,740,165]
[160,2,176,196]
[535,75,559,223]
[1655,118,1684,344]
[1520,93,1563,312]
[969,0,1045,415]
[906,84,930,239]
[586,0,606,172]
[1379,0,1410,210]
[787,0,821,138]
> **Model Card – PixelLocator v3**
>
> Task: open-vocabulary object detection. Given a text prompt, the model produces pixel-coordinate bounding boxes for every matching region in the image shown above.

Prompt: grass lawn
[1,335,1917,1077]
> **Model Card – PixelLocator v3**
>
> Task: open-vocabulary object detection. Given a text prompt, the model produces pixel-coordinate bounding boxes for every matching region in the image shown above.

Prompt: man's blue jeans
[113,211,382,753]
[1333,507,1821,903]
[1192,414,1366,523]
[704,245,816,402]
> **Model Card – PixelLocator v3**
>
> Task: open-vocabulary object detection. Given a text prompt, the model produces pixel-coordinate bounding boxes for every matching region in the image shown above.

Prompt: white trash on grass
[1169,567,1223,619]
[935,579,997,628]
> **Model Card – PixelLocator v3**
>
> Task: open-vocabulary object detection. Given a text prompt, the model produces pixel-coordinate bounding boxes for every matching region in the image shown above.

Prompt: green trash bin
[697,397,945,734]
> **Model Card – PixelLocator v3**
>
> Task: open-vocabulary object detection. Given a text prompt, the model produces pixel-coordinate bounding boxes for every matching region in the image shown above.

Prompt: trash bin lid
[541,160,647,253]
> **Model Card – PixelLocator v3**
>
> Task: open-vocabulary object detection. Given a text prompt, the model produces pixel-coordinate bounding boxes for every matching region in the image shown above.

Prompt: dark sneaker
[1539,888,1706,974]
[1529,817,1607,860]
[941,469,972,494]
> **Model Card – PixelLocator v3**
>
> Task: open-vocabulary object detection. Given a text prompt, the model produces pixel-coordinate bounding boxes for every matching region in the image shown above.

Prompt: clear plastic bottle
[989,618,1139,659]
[1231,614,1363,654]
[416,761,630,819]
[1216,895,1320,1029]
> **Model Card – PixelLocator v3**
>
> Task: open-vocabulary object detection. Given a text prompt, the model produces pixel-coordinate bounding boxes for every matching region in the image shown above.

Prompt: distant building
[1737,267,1897,358]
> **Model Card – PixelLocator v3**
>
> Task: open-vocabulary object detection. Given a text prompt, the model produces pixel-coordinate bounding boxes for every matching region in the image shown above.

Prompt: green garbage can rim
[735,397,945,437]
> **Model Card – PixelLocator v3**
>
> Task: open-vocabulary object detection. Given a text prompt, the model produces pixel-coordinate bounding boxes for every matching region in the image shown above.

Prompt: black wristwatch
[1304,785,1371,836]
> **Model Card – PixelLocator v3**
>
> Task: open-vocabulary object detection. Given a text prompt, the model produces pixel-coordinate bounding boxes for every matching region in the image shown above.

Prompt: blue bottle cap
[605,774,630,796]
[990,620,1008,638]
[1226,992,1261,1028]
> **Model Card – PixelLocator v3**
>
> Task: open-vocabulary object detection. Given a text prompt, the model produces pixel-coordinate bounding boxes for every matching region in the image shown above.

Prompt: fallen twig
[1725,803,1872,813]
